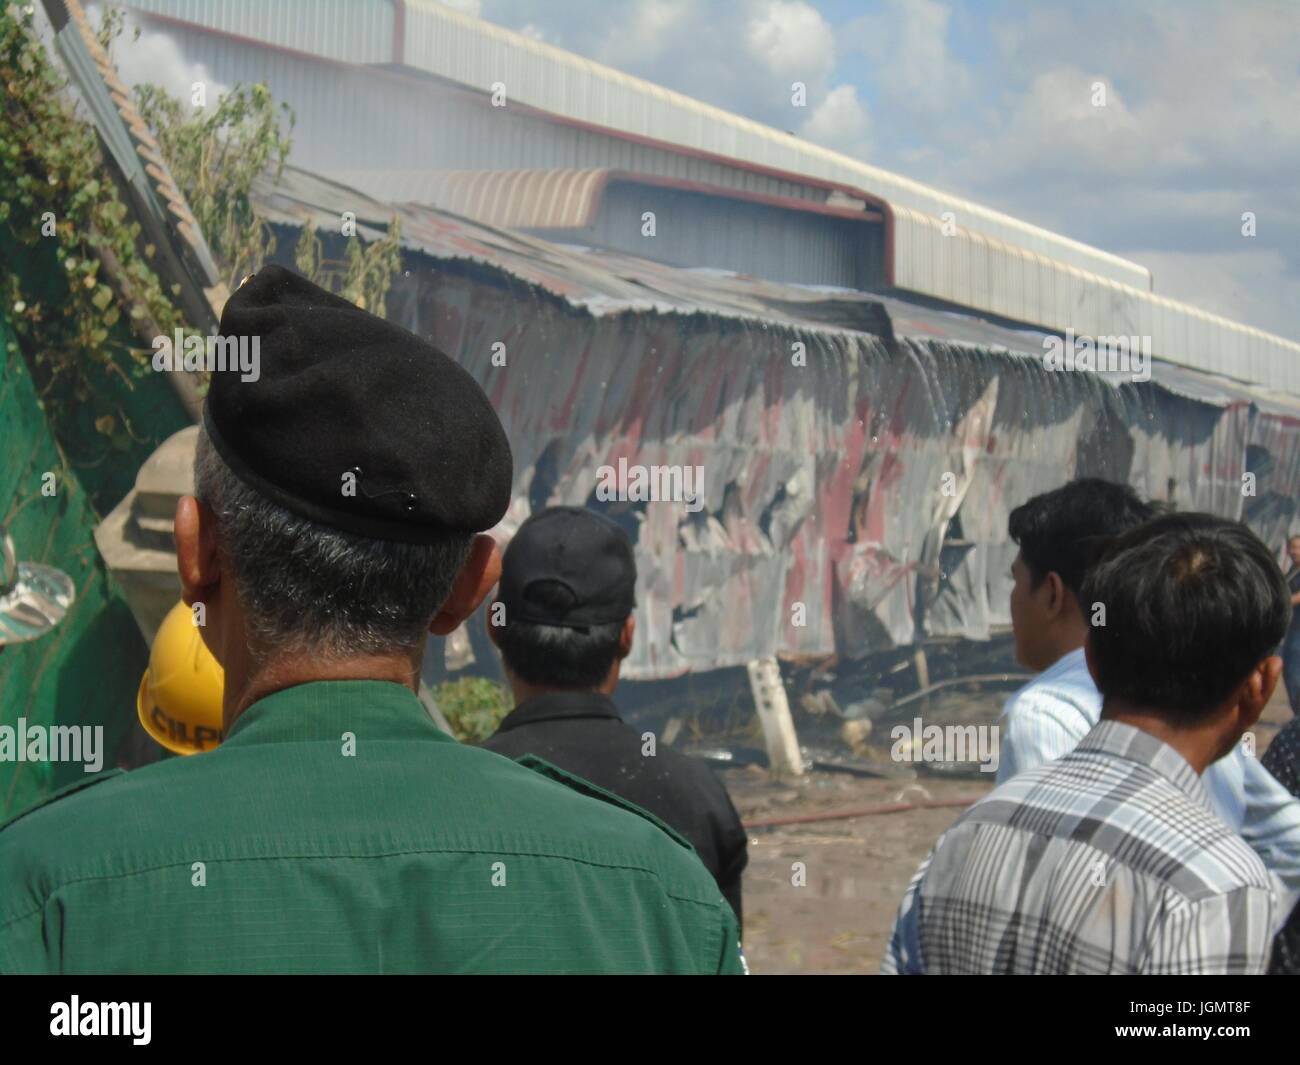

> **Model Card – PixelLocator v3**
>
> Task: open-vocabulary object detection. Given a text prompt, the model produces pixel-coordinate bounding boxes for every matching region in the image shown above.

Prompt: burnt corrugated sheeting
[253,168,1300,680]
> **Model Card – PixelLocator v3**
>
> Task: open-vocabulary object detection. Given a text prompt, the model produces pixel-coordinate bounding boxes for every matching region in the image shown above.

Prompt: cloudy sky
[443,0,1300,341]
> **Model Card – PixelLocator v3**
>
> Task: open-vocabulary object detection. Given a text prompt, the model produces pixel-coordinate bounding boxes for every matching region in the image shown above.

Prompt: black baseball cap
[497,507,636,630]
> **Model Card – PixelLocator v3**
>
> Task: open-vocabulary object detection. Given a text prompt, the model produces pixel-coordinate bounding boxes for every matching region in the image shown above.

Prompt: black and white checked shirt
[883,720,1275,974]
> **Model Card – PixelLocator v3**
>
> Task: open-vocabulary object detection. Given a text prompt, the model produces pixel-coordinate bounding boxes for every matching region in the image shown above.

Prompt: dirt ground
[721,687,1296,975]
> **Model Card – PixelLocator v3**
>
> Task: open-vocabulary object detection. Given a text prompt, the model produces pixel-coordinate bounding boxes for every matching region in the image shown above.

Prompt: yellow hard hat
[136,601,224,755]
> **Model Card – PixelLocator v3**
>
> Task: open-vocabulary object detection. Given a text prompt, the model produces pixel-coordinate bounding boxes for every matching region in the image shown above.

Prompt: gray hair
[193,425,474,659]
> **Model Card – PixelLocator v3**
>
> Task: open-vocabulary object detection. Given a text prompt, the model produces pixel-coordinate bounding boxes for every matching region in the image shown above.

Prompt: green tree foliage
[0,4,186,452]
[132,80,294,291]
[434,677,512,744]
[1,2,404,462]
[341,214,402,319]
[293,213,405,320]
[133,80,404,317]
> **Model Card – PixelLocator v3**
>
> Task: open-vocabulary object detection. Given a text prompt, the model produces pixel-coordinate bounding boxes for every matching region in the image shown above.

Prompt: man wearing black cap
[482,506,749,927]
[0,266,744,975]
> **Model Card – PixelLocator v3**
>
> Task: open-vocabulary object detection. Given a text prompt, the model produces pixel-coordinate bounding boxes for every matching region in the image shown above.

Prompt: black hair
[495,577,627,689]
[495,620,625,690]
[1082,512,1290,720]
[1008,478,1154,599]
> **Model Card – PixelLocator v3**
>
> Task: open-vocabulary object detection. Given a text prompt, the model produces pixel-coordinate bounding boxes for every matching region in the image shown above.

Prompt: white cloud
[843,0,970,116]
[109,22,227,110]
[960,67,1194,186]
[800,84,871,160]
[745,0,836,83]
[481,0,843,134]
[596,0,690,67]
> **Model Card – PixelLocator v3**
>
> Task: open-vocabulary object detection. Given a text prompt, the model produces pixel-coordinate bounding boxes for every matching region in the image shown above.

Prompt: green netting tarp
[0,228,192,515]
[0,305,152,818]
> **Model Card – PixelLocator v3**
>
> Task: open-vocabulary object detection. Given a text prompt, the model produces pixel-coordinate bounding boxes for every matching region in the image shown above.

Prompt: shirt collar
[222,679,452,748]
[1041,645,1089,683]
[494,690,622,733]
[1075,719,1210,810]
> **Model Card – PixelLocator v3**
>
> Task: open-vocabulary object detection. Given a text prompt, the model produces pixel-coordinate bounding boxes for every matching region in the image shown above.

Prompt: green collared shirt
[0,680,743,974]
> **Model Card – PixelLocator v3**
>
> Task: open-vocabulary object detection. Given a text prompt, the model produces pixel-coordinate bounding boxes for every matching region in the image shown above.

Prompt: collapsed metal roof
[252,166,1300,679]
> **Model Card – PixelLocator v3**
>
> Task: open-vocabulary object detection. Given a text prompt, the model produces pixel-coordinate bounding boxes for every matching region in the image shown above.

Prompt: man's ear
[175,495,222,606]
[431,534,501,636]
[1233,655,1282,732]
[617,613,635,659]
[1043,571,1068,618]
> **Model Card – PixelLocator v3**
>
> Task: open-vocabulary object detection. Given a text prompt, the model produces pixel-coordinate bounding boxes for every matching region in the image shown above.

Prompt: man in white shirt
[997,478,1300,921]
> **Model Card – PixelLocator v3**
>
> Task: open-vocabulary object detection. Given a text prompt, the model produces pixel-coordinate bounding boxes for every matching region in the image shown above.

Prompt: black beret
[203,265,512,542]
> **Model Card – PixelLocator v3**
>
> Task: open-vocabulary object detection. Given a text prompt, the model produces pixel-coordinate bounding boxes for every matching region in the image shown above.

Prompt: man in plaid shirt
[884,513,1285,974]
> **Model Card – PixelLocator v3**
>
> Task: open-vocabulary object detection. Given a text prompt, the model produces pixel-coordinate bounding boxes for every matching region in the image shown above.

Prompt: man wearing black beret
[0,266,744,975]
[482,506,749,928]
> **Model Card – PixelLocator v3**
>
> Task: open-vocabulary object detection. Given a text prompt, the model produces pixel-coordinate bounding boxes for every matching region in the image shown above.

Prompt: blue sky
[455,0,1300,340]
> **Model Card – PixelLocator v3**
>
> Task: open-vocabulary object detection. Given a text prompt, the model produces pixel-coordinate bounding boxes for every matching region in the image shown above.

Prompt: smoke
[84,3,229,109]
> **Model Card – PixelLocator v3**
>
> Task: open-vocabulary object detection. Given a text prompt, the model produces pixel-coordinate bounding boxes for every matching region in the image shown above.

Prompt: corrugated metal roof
[253,166,879,325]
[121,1,1300,394]
[887,201,1300,394]
[319,167,1300,394]
[324,167,883,229]
[396,0,1154,289]
[124,0,396,62]
[254,166,1298,405]
[125,0,1150,287]
[326,168,607,228]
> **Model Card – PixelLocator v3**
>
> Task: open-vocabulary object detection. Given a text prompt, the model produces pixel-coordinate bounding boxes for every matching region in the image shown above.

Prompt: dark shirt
[482,691,749,928]
[1288,567,1300,636]
[1263,716,1300,974]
